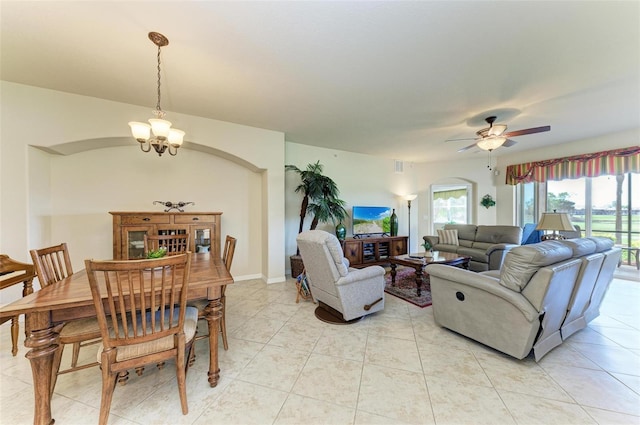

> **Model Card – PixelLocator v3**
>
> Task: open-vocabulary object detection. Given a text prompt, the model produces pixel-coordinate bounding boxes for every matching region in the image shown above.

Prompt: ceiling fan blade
[502,139,517,147]
[504,125,550,138]
[446,137,476,142]
[457,143,477,153]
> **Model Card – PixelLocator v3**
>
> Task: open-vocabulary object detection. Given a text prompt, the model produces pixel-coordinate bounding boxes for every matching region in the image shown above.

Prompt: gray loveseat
[426,237,620,360]
[423,224,523,271]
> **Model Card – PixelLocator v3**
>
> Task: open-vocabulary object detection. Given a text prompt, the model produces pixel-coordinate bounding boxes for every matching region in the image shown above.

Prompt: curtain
[433,188,467,200]
[505,146,640,185]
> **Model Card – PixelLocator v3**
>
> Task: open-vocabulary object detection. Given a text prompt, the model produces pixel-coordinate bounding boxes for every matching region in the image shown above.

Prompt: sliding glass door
[527,173,639,266]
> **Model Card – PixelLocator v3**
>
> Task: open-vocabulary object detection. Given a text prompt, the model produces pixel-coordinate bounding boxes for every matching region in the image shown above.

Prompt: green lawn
[571,214,639,264]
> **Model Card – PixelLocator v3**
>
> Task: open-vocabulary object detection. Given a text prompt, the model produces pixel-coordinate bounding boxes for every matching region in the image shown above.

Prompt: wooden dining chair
[0,255,35,356]
[143,233,190,257]
[85,253,197,425]
[29,243,102,395]
[191,235,236,350]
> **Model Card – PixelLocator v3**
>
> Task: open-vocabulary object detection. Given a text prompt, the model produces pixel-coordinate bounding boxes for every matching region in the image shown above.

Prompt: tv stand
[353,232,389,239]
[341,236,407,268]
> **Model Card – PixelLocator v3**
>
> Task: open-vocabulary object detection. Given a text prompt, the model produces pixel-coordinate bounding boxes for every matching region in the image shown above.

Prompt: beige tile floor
[1,269,639,425]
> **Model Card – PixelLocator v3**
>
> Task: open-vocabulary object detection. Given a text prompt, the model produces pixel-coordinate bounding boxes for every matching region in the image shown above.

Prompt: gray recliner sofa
[426,237,620,361]
[423,224,523,271]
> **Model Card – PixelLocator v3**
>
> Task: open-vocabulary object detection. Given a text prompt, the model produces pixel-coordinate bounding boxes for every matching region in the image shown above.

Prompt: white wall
[416,156,499,238]
[285,143,418,260]
[1,81,286,305]
[46,146,261,279]
[284,142,498,259]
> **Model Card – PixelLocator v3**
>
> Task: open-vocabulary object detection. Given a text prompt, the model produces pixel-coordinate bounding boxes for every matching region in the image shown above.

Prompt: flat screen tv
[352,206,392,237]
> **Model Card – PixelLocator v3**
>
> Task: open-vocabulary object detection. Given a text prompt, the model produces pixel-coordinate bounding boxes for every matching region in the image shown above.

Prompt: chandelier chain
[156,44,162,113]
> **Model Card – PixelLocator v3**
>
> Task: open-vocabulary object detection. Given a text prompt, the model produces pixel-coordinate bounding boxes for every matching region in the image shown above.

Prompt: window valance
[505,146,640,185]
[433,188,467,200]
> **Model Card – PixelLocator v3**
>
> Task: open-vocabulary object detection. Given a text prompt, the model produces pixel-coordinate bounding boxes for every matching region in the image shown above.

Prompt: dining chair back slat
[223,236,237,271]
[30,243,74,288]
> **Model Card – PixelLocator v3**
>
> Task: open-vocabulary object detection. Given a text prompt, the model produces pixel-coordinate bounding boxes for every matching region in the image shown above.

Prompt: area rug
[384,267,432,308]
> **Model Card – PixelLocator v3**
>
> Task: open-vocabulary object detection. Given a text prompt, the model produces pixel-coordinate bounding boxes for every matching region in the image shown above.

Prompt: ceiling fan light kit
[449,115,551,161]
[477,135,506,151]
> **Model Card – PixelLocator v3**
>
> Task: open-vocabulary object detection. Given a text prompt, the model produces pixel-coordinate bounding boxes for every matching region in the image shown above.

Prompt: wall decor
[480,194,496,209]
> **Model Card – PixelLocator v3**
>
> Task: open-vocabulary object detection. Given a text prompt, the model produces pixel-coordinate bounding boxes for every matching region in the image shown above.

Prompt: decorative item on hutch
[153,201,195,212]
[128,32,185,157]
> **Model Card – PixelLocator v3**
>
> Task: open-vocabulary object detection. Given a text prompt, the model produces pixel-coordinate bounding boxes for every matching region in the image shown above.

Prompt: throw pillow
[437,229,459,246]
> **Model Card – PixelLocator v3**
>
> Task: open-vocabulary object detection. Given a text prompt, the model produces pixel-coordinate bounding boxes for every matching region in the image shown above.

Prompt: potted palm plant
[286,161,348,276]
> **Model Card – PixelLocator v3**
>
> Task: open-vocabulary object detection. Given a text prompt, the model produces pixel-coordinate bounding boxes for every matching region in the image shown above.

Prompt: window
[590,174,638,250]
[546,177,585,232]
[537,173,639,265]
[431,184,471,232]
[517,181,538,226]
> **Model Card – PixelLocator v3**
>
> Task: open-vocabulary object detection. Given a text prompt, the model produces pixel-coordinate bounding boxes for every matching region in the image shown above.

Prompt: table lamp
[536,210,575,241]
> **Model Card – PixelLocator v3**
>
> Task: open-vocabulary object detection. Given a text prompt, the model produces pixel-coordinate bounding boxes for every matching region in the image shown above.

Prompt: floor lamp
[405,194,417,253]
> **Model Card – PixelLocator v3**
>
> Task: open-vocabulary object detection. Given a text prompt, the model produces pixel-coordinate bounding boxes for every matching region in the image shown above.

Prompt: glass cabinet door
[122,226,154,259]
[194,227,211,254]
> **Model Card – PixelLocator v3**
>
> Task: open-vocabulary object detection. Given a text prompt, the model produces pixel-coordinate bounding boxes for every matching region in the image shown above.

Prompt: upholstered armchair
[296,230,385,323]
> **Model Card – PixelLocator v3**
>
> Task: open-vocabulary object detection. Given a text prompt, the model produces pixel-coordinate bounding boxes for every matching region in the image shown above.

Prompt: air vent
[394,160,404,174]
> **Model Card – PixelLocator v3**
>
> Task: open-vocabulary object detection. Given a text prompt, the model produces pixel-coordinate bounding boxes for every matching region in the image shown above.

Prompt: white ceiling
[1,1,638,163]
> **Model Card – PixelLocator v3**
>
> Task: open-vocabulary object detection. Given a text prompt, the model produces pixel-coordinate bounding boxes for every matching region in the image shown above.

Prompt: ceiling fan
[447,116,550,153]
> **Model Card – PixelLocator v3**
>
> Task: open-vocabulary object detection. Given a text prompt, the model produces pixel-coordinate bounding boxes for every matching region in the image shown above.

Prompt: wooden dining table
[0,252,233,425]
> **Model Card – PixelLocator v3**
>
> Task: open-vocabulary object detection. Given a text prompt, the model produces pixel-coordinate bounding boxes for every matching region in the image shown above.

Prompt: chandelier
[129,32,185,157]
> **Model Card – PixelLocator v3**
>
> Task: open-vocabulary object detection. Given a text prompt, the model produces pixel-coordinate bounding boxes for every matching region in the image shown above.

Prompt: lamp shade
[405,194,417,201]
[488,124,507,136]
[536,212,575,232]
[168,129,185,146]
[477,136,506,151]
[129,122,151,141]
[149,118,172,139]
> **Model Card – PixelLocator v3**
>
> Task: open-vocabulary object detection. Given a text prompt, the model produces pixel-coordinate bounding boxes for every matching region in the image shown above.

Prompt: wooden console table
[341,236,407,268]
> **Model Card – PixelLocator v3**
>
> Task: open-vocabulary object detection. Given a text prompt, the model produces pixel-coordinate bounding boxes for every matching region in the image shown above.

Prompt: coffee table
[389,252,471,296]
